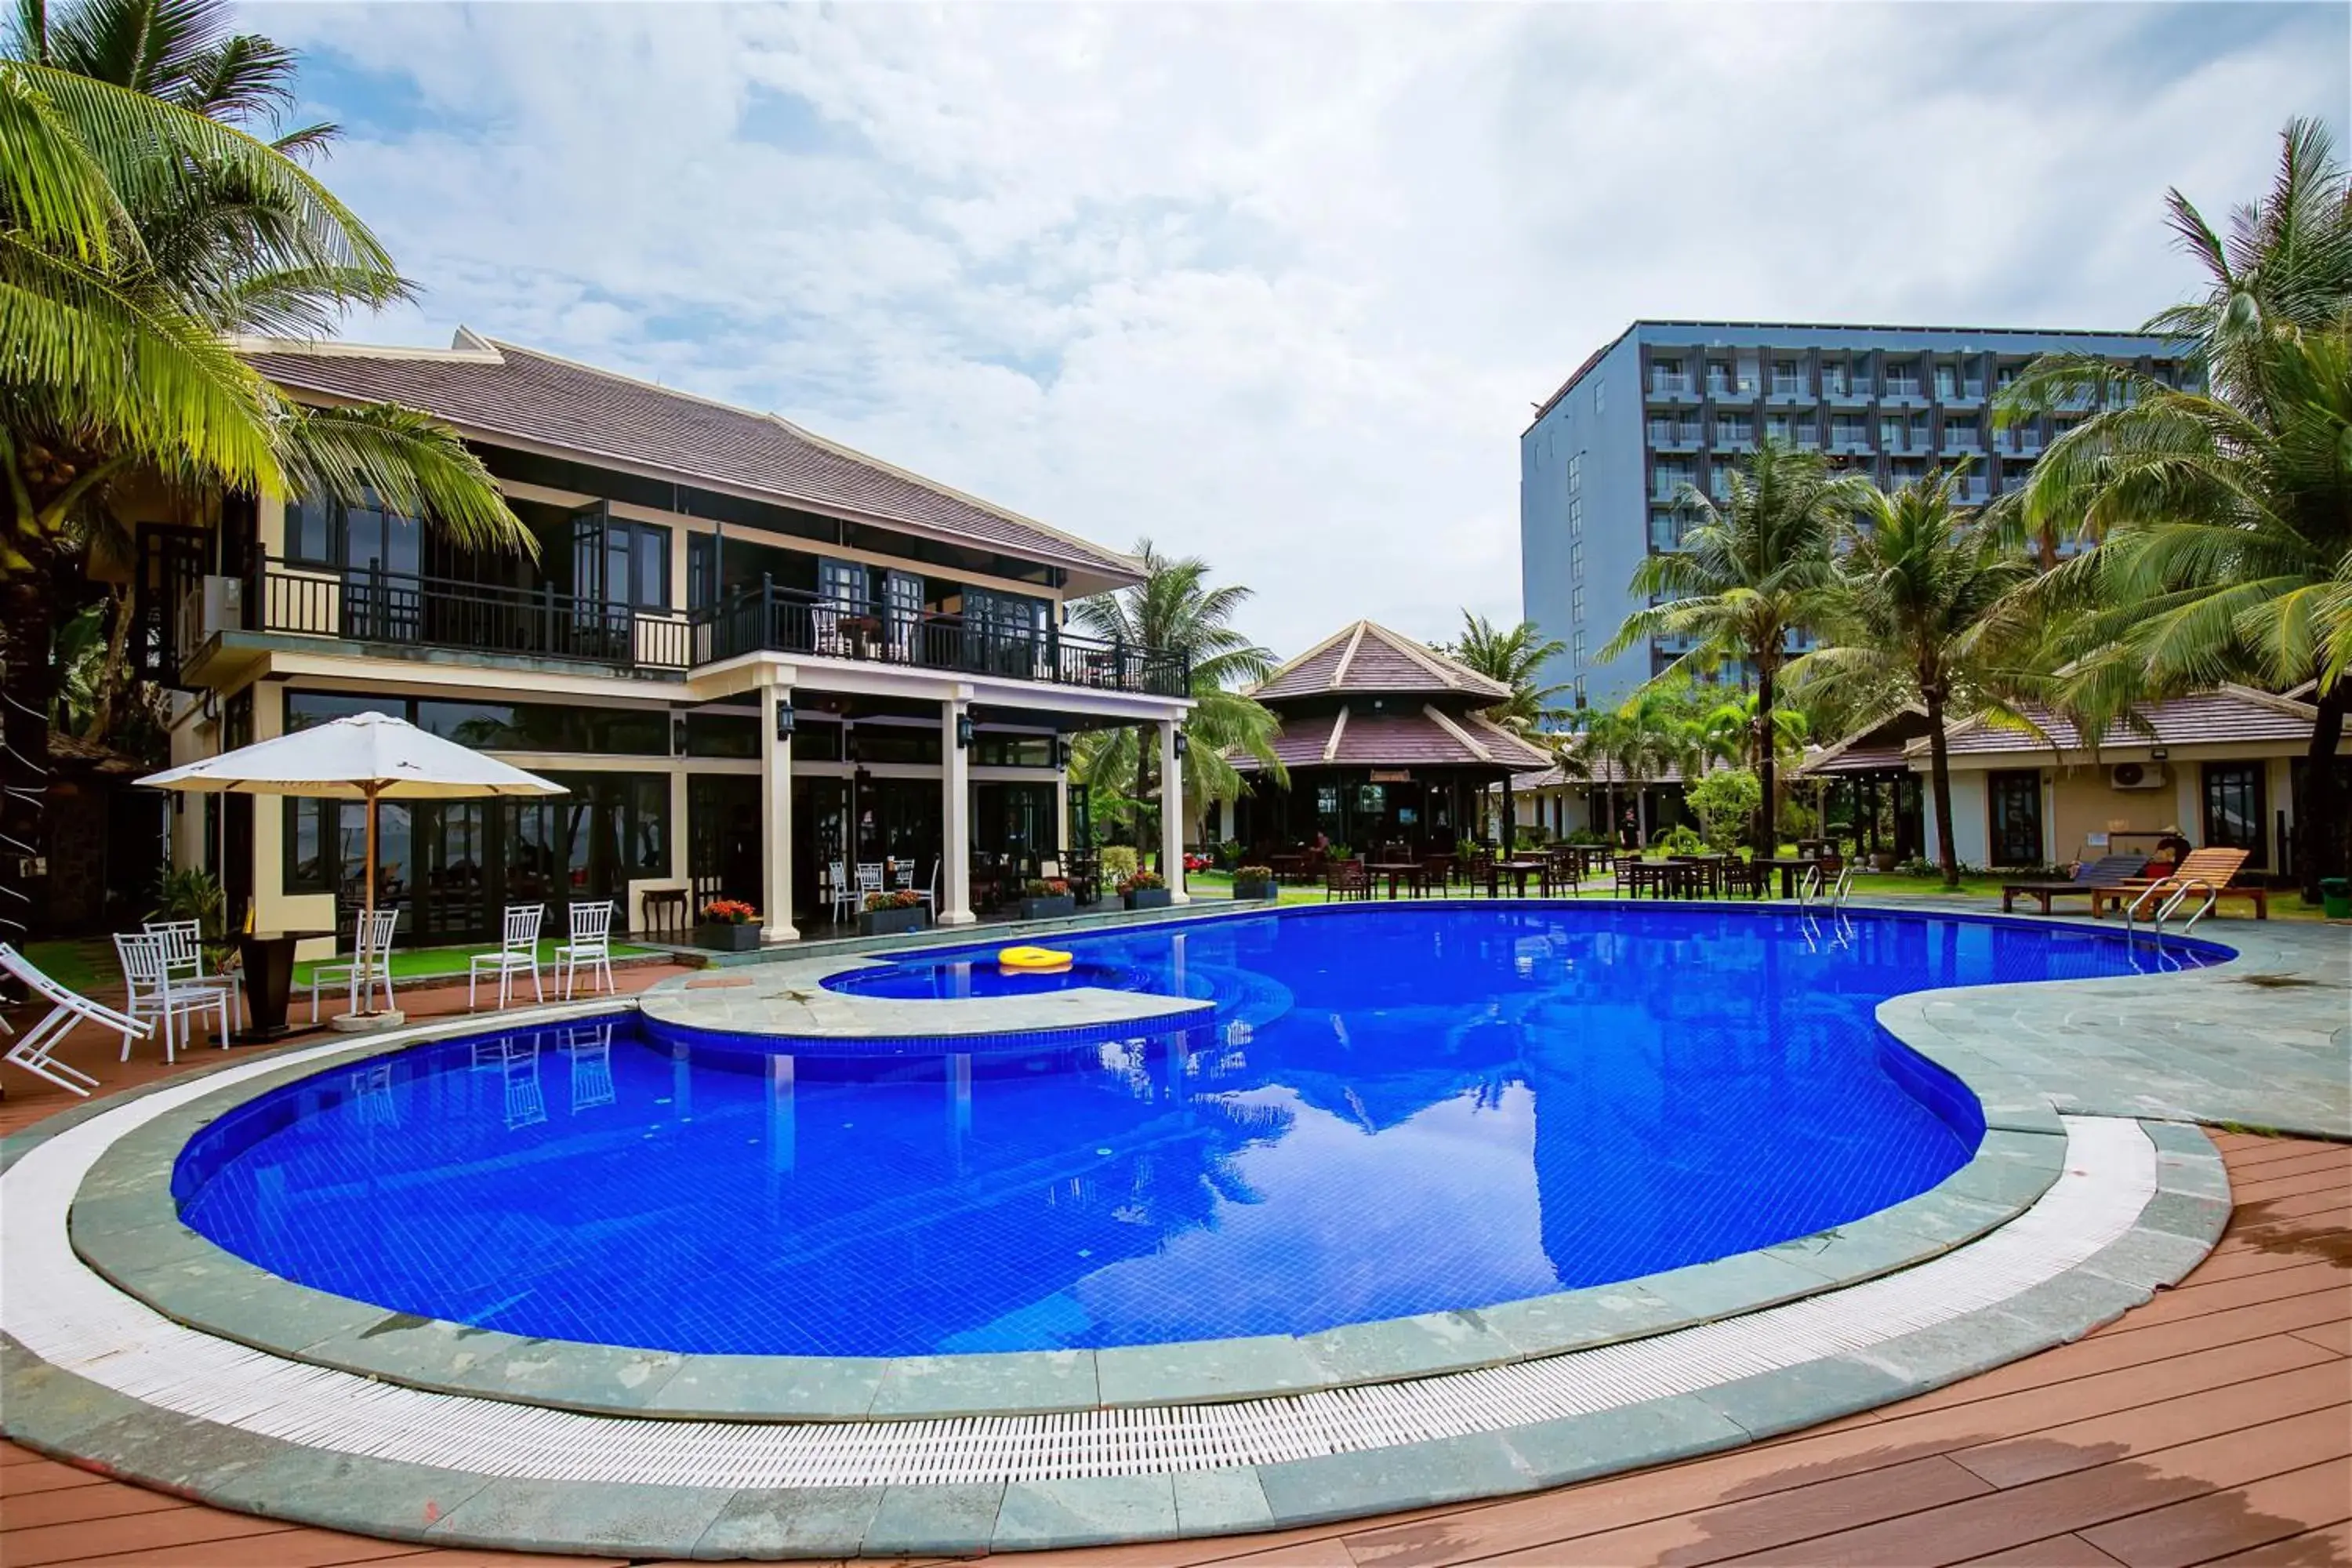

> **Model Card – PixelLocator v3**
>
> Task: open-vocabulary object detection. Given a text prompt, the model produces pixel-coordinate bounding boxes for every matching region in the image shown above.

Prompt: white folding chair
[115,931,230,1062]
[855,862,886,903]
[555,901,616,1000]
[0,942,143,1097]
[469,903,545,1010]
[308,908,400,1022]
[143,918,245,1034]
[826,860,855,924]
[911,858,938,916]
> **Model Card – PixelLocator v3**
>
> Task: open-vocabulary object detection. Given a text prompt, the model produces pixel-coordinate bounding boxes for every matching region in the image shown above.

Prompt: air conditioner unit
[2109,761,2167,791]
[199,575,243,636]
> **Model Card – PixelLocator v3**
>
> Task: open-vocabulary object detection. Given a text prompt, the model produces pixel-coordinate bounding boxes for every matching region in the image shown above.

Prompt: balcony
[1648,374,1697,401]
[1704,379,1758,401]
[216,554,1189,698]
[1941,428,1983,453]
[1647,421,1701,452]
[1828,432,1874,455]
[1711,428,1756,453]
[1882,379,1926,405]
[1766,380,1813,405]
[1825,383,1871,405]
[1937,380,1987,406]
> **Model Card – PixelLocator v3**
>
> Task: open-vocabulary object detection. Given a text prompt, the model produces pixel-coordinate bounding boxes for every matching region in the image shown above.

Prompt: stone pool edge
[56,924,2088,1425]
[2,1119,2231,1559]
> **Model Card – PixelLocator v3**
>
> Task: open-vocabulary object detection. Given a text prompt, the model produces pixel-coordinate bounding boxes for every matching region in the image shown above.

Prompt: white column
[758,684,799,942]
[939,698,975,925]
[1160,719,1189,904]
[1054,767,1071,863]
[668,765,691,898]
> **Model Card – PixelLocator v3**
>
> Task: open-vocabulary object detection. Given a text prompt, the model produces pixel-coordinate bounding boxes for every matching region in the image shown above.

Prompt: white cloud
[260,1,2345,657]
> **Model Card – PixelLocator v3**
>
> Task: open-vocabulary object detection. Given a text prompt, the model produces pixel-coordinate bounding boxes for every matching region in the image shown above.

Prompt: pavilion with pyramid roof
[1229,619,1554,852]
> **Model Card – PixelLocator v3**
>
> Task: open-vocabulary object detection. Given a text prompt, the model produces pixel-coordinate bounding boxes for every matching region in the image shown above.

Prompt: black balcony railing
[230,553,1188,695]
[691,579,1190,696]
[250,553,692,670]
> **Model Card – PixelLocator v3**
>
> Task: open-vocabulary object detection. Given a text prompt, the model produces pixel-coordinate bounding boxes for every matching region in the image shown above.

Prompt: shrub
[1233,863,1274,882]
[1120,869,1165,895]
[697,898,758,925]
[1325,842,1352,861]
[1023,878,1069,898]
[1685,767,1762,852]
[1656,824,1706,855]
[1217,840,1243,867]
[1100,844,1139,880]
[864,889,922,912]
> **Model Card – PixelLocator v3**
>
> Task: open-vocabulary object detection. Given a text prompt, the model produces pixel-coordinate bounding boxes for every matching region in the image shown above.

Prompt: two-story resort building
[143,332,1192,951]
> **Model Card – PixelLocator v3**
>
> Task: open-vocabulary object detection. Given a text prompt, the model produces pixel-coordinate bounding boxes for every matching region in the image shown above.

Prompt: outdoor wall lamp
[955,712,975,750]
[2149,746,2169,760]
[1174,731,1189,759]
[1055,736,1074,770]
[774,699,795,741]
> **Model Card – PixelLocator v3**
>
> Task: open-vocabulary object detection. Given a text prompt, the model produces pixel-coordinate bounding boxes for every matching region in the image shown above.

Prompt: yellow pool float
[998,945,1074,973]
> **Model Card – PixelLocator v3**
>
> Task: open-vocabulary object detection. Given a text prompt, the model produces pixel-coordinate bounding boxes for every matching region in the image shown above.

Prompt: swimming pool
[173,906,2226,1358]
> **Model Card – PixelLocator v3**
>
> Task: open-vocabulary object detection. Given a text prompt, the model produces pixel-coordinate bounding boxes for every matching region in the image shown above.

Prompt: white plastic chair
[564,1022,615,1112]
[556,901,616,1000]
[0,942,145,1097]
[911,858,938,916]
[469,904,545,1010]
[115,931,230,1062]
[143,919,245,1033]
[308,908,400,1022]
[855,862,886,902]
[826,860,854,924]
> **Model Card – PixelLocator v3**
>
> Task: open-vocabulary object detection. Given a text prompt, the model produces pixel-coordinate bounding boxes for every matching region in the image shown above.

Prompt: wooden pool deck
[2,993,2344,1565]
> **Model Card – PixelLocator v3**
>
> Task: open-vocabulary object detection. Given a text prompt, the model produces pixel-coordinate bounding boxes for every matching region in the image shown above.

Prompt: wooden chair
[2002,853,2148,914]
[2089,847,2268,920]
[1325,859,1370,902]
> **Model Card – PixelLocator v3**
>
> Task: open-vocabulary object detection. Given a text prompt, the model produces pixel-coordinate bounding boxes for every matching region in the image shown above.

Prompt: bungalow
[1803,685,2328,877]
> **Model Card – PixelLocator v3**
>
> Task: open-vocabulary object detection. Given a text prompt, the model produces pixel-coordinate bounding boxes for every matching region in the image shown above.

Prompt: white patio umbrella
[138,713,566,1016]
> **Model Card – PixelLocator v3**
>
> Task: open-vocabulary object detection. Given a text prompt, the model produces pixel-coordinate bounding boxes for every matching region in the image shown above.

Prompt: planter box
[1123,888,1175,911]
[858,906,930,937]
[1231,880,1278,902]
[1016,895,1077,921]
[695,923,762,952]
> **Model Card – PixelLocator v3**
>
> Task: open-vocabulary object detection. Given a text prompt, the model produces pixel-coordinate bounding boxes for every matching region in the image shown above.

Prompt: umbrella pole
[361,785,379,1014]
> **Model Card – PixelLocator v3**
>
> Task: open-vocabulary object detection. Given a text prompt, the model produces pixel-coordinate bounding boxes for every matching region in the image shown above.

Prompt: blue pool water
[174,906,2227,1357]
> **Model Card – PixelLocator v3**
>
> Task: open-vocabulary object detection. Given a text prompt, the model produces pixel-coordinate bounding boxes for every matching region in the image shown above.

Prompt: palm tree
[1,0,524,942]
[1602,437,1876,855]
[1069,540,1283,862]
[1446,612,1569,846]
[1793,465,2038,888]
[1995,124,2352,898]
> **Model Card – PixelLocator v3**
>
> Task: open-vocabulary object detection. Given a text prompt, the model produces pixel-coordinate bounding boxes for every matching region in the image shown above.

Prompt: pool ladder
[2125,878,2217,943]
[1798,862,1857,947]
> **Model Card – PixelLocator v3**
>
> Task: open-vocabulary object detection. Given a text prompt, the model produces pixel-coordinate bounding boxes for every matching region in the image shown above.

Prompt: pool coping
[51,899,2220,1425]
[2,1115,2234,1559]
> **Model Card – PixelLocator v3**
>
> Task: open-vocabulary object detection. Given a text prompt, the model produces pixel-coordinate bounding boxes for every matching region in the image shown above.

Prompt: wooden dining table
[1750,856,1832,898]
[1486,858,1553,897]
[1365,861,1425,899]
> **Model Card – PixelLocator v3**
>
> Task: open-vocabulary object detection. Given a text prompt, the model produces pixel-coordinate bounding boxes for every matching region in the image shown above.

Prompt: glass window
[415,700,518,747]
[286,691,405,731]
[1567,496,1583,536]
[687,533,720,612]
[684,712,760,758]
[632,526,668,608]
[790,720,843,761]
[593,709,670,756]
[849,725,942,765]
[285,497,333,565]
[284,798,330,892]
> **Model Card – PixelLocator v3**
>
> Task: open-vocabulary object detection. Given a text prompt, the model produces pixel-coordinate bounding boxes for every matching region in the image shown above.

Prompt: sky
[260,1,2348,661]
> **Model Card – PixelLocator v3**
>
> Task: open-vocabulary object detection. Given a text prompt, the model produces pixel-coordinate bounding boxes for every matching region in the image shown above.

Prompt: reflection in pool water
[174,906,2223,1357]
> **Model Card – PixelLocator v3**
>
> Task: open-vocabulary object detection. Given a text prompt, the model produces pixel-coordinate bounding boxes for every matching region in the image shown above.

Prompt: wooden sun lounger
[2085,847,2269,920]
[2000,854,2150,914]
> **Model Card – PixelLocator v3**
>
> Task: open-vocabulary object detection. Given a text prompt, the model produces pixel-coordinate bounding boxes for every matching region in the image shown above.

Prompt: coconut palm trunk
[1753,660,1780,858]
[1923,688,1962,888]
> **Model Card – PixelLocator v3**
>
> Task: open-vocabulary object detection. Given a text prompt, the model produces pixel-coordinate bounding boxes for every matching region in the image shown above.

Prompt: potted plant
[694,898,762,952]
[859,888,929,936]
[1017,877,1076,920]
[1120,869,1174,910]
[1231,863,1278,901]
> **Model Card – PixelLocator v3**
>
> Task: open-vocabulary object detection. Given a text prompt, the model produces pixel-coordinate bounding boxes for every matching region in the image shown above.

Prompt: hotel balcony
[1647,421,1702,452]
[169,553,1190,698]
[1881,380,1926,406]
[1938,380,1987,407]
[1824,383,1872,406]
[1647,374,1699,402]
[1766,380,1813,405]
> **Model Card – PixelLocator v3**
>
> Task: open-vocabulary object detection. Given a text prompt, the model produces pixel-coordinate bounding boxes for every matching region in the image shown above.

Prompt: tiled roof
[1802,741,1915,775]
[239,334,1144,588]
[1926,686,2317,758]
[1251,621,1512,703]
[1236,705,1552,772]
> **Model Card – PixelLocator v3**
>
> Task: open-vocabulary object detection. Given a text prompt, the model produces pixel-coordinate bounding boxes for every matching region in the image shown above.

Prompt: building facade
[146,332,1192,953]
[1519,321,2191,713]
